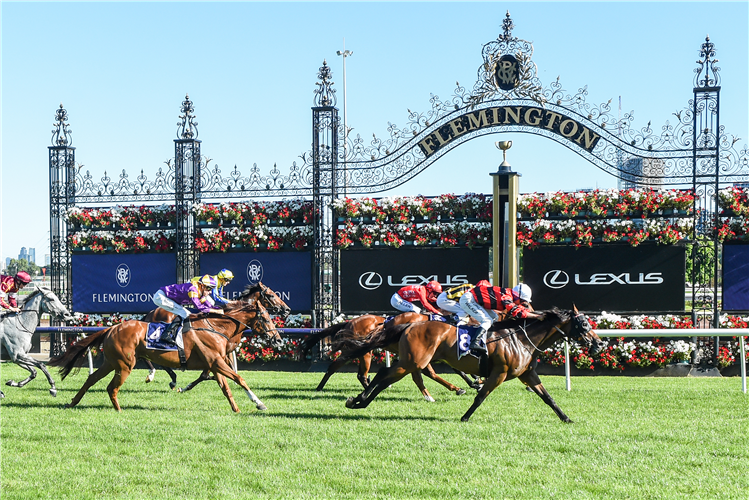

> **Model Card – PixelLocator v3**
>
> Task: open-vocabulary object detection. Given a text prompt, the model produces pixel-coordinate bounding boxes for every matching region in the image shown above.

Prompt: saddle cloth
[456,324,484,359]
[385,313,450,324]
[145,322,185,351]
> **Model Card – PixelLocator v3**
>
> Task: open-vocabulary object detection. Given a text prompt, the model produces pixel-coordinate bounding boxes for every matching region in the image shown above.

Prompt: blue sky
[2,1,747,266]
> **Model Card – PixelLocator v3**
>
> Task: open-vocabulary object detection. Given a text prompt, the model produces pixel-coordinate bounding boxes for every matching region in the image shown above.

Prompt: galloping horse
[338,306,604,422]
[141,282,291,391]
[49,297,280,412]
[299,313,479,400]
[0,286,75,398]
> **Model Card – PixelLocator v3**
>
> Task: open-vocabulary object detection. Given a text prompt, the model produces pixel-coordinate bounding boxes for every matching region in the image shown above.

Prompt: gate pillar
[491,141,520,288]
[174,95,201,283]
[311,61,340,327]
[48,104,76,355]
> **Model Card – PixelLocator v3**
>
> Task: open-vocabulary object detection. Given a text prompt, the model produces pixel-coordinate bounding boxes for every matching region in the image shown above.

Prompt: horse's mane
[17,285,46,305]
[490,307,569,331]
[237,284,263,300]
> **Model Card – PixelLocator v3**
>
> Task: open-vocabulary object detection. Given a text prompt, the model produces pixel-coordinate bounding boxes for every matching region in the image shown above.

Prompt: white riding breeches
[152,290,190,319]
[459,292,497,330]
[391,293,422,314]
[436,292,469,323]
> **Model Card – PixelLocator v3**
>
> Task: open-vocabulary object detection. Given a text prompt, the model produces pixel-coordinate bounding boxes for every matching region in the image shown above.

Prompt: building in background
[29,248,36,265]
[618,158,664,190]
[18,247,28,262]
[45,254,51,266]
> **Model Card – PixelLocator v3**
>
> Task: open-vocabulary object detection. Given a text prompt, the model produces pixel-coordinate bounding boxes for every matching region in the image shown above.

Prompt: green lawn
[1,363,747,499]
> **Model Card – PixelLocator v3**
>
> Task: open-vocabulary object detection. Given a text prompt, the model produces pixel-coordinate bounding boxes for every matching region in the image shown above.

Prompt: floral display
[69,230,176,253]
[331,193,492,222]
[334,221,491,249]
[68,205,176,229]
[538,311,748,371]
[717,186,749,216]
[517,188,695,219]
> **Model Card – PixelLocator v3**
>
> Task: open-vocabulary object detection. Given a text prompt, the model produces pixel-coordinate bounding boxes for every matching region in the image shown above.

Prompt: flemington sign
[417,105,602,158]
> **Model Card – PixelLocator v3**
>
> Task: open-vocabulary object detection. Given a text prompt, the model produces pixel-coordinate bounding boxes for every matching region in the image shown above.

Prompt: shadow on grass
[256,411,448,422]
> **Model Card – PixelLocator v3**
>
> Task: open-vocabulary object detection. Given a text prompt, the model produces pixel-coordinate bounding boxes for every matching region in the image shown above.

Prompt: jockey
[153,275,223,345]
[436,282,475,325]
[459,281,543,353]
[191,268,235,309]
[390,280,443,316]
[0,271,33,313]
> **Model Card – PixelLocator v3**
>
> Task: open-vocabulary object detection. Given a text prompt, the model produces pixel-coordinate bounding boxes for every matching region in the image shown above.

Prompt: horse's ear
[572,304,579,314]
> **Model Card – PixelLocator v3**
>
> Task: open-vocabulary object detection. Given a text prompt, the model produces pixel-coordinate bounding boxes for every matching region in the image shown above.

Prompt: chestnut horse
[337,307,604,422]
[299,313,479,400]
[48,298,280,413]
[141,283,291,390]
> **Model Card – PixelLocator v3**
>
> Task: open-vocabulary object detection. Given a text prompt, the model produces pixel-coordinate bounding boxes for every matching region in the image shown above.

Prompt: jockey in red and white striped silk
[460,280,543,353]
[390,281,443,316]
[0,271,32,313]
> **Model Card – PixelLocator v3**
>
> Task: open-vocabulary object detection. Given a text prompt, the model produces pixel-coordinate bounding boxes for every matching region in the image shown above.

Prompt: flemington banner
[523,244,686,312]
[340,247,490,313]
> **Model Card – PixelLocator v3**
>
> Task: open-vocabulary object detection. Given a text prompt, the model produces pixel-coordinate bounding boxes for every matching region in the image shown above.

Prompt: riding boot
[469,328,487,353]
[160,316,183,344]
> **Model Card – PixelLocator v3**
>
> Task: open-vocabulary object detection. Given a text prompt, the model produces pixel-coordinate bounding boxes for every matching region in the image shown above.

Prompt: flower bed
[538,312,749,371]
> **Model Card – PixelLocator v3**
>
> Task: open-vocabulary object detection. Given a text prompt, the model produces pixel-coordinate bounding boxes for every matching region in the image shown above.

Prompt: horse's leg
[178,371,213,393]
[410,370,435,402]
[518,369,572,423]
[144,360,156,383]
[451,367,483,391]
[5,358,37,388]
[422,363,466,396]
[345,364,411,409]
[460,370,508,422]
[214,373,239,413]
[66,363,115,408]
[106,363,133,413]
[209,358,266,412]
[315,357,349,391]
[165,367,178,390]
[357,353,373,389]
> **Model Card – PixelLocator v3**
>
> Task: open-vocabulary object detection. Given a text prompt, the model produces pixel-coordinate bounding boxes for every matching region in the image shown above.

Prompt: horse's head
[239,283,291,318]
[246,302,284,350]
[565,305,604,355]
[27,286,75,322]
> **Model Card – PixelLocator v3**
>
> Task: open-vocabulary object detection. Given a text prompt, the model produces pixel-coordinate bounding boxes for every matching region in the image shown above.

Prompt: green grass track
[1,364,747,499]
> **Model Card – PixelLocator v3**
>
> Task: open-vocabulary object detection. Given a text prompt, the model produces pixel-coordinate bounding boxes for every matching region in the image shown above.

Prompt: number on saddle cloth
[428,313,448,322]
[145,322,184,351]
[456,324,484,359]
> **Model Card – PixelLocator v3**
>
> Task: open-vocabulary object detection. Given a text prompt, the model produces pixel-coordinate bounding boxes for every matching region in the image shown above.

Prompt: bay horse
[48,297,280,413]
[299,312,480,400]
[338,306,605,422]
[141,282,291,391]
[0,286,75,398]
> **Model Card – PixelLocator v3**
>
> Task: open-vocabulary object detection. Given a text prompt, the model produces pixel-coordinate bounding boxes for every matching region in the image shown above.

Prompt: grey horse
[0,285,75,398]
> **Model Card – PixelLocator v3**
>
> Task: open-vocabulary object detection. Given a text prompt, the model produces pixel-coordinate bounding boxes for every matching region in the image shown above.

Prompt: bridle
[5,289,60,334]
[487,311,590,354]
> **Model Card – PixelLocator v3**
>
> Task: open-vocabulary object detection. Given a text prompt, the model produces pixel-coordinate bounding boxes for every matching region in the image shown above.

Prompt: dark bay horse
[338,307,604,422]
[49,298,280,412]
[141,282,291,390]
[299,312,478,400]
[0,286,75,398]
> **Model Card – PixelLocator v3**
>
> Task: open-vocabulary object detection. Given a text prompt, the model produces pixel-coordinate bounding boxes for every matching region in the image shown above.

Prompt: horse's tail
[331,323,410,361]
[47,326,111,380]
[298,321,350,357]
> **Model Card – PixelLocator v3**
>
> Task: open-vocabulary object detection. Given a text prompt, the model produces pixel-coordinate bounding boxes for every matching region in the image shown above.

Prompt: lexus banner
[200,251,312,312]
[340,247,490,313]
[523,244,685,312]
[72,253,177,313]
[722,243,749,311]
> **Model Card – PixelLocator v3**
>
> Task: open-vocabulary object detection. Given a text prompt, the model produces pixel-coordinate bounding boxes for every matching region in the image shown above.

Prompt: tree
[5,258,41,278]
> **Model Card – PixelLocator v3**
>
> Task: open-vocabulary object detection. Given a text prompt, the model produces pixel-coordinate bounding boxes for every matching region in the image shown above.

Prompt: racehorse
[299,312,480,400]
[141,282,291,390]
[338,306,605,422]
[48,296,280,412]
[0,286,75,398]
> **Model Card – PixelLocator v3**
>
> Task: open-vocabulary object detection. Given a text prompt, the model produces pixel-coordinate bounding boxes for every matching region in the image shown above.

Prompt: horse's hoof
[0,392,5,399]
[50,388,58,397]
[456,389,466,396]
[177,387,184,393]
[424,395,436,403]
[345,397,356,409]
[460,416,470,422]
[6,380,17,387]
[256,404,268,411]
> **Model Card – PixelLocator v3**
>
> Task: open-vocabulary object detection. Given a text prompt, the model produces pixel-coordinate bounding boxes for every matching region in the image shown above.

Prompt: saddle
[145,320,190,366]
[456,325,491,376]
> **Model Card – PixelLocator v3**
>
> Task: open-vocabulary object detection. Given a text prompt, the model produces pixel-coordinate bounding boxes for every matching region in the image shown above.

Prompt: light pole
[336,40,352,197]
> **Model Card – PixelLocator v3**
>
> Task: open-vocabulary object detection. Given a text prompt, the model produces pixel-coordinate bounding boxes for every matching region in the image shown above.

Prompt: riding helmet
[199,275,218,289]
[425,280,442,294]
[511,283,533,302]
[15,271,32,284]
[217,268,234,282]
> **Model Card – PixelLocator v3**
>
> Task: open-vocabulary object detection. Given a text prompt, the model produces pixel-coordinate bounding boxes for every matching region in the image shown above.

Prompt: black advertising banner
[200,251,312,312]
[72,253,177,313]
[722,244,749,311]
[523,244,685,312]
[340,247,490,313]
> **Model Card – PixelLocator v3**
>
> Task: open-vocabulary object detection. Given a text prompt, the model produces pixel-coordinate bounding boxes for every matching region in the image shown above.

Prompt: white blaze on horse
[0,286,75,398]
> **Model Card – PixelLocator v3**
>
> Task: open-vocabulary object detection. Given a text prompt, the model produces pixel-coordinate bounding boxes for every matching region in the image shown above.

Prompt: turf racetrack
[1,364,746,499]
